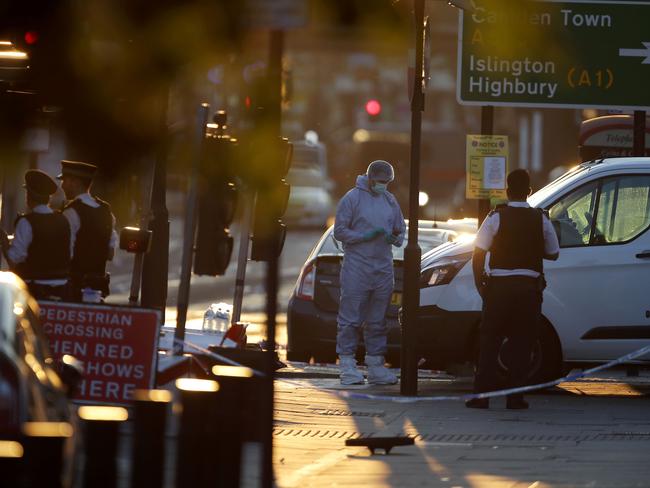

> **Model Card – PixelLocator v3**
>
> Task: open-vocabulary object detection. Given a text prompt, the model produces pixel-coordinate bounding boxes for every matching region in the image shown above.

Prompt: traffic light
[365,98,382,123]
[250,137,293,262]
[193,111,238,276]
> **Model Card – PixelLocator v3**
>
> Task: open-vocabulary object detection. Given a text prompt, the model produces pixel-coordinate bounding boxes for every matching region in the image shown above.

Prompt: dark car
[287,221,469,364]
[0,273,80,439]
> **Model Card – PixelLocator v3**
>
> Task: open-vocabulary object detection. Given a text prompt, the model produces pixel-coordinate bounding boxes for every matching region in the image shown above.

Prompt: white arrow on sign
[619,42,650,64]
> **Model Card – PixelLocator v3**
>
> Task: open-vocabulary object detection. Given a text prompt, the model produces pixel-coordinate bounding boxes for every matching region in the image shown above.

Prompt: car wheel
[312,347,337,365]
[286,349,312,363]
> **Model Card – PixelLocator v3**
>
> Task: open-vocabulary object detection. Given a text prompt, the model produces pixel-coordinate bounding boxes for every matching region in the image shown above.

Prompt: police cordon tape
[174,338,650,403]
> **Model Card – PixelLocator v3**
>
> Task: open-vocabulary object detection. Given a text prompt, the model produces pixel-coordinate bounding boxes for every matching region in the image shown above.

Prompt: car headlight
[420,252,472,288]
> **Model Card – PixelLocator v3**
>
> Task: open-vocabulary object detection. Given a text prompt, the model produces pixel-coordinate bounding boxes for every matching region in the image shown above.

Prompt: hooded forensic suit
[334,167,405,385]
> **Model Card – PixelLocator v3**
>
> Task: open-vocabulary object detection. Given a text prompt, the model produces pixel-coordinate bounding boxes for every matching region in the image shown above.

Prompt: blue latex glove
[385,233,399,245]
[362,227,385,241]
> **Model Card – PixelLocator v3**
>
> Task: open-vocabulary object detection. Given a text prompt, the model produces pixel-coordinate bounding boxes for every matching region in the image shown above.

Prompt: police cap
[23,169,58,197]
[57,160,97,180]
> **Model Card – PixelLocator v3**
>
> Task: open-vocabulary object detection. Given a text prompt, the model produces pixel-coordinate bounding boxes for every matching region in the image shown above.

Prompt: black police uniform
[7,170,71,300]
[474,204,546,405]
[58,160,115,302]
[65,197,113,300]
[14,213,71,298]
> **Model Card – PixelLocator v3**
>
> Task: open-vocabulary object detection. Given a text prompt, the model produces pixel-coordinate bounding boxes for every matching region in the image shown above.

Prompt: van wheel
[526,320,563,385]
[473,319,563,388]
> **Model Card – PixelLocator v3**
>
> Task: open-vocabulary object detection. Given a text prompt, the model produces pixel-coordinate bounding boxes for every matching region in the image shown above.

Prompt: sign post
[457,1,650,110]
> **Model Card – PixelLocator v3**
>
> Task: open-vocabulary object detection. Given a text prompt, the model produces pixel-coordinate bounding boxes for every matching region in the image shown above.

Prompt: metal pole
[478,105,494,223]
[633,110,646,156]
[262,28,284,488]
[400,0,424,397]
[231,189,254,325]
[129,159,155,305]
[141,86,171,319]
[174,103,209,355]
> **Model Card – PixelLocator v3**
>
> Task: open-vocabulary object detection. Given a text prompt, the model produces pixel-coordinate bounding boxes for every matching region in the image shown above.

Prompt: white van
[416,158,650,382]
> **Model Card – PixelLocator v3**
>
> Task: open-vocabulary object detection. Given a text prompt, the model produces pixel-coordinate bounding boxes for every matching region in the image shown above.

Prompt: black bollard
[130,389,172,488]
[79,406,128,488]
[210,365,254,488]
[0,440,25,487]
[175,378,220,488]
[22,422,73,488]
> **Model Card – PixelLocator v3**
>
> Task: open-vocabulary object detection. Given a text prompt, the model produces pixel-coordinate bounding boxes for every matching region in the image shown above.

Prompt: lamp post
[400,0,425,396]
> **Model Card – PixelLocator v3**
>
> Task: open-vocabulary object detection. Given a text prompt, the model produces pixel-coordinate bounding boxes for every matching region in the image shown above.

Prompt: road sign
[457,1,650,110]
[466,135,508,199]
[40,302,160,405]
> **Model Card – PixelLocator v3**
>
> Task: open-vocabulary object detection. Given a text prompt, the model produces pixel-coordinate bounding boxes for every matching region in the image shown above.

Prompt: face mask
[372,182,388,194]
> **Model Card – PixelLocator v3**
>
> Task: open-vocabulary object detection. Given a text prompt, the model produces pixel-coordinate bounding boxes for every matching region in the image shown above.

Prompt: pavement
[151,313,650,487]
[267,368,650,488]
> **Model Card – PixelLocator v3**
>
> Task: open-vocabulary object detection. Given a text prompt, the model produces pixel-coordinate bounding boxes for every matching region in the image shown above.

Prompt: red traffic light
[365,99,381,116]
[24,31,39,45]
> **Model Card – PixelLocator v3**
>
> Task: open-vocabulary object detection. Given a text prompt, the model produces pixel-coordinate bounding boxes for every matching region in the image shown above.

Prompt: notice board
[39,301,160,405]
[466,135,509,200]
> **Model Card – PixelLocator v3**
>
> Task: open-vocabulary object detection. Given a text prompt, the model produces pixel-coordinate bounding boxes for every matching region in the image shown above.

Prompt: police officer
[58,160,117,302]
[0,170,71,300]
[467,169,559,410]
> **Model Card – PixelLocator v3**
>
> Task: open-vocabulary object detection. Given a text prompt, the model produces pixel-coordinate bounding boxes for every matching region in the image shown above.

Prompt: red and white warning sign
[39,301,160,405]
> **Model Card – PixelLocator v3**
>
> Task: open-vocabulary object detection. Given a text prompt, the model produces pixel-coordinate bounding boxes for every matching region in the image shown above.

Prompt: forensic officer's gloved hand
[385,233,399,245]
[362,228,386,241]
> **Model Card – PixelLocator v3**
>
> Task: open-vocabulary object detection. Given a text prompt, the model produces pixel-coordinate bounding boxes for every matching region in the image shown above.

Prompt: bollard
[205,346,269,443]
[130,389,172,488]
[0,440,25,487]
[175,378,220,488]
[22,422,73,488]
[211,365,254,487]
[79,406,128,488]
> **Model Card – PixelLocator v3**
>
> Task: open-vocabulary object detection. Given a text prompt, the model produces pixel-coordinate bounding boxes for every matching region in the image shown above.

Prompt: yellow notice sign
[466,135,508,200]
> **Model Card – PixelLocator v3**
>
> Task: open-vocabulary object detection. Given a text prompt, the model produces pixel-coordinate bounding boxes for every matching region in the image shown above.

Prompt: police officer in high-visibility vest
[467,169,559,410]
[58,160,117,302]
[0,170,71,300]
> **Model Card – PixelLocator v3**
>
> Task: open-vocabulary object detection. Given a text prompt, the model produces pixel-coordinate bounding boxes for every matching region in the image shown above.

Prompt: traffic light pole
[261,28,284,488]
[174,103,209,355]
[231,189,254,325]
[142,87,171,318]
[400,0,424,397]
[129,159,154,305]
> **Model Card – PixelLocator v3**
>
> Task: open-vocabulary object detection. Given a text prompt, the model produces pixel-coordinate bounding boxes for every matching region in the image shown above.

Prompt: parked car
[287,219,477,363]
[284,140,334,229]
[0,272,80,439]
[416,158,650,383]
[284,166,334,229]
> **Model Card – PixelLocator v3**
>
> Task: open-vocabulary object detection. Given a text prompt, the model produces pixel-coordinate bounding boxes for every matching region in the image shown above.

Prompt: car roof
[581,157,650,172]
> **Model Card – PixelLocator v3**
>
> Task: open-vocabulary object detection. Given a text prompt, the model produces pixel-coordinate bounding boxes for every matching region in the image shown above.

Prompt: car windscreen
[528,164,588,208]
[287,168,324,187]
[292,145,320,170]
[319,228,452,259]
